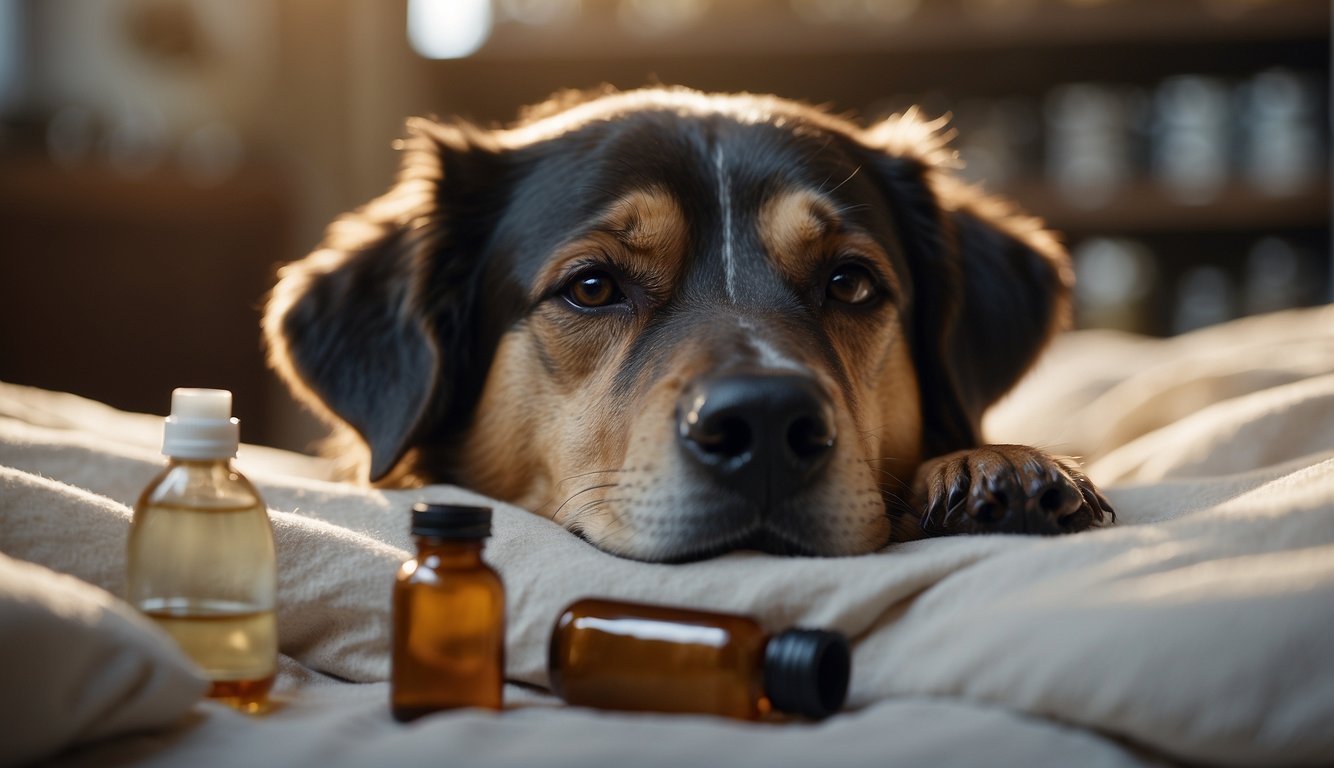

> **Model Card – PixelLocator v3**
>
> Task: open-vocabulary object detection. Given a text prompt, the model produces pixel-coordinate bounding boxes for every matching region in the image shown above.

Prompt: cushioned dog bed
[2,305,1332,767]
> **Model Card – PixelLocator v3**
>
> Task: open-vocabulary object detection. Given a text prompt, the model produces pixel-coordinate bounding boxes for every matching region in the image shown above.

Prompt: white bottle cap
[162,388,240,460]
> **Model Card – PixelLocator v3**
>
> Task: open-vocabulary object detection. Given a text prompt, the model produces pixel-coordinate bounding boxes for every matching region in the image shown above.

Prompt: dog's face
[266,89,1070,562]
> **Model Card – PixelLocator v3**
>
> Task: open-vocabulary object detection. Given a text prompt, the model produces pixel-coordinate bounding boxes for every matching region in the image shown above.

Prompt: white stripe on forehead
[713,146,805,374]
[713,144,738,302]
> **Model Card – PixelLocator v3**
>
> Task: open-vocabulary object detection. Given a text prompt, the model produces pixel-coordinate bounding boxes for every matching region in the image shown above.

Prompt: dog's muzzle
[676,373,836,505]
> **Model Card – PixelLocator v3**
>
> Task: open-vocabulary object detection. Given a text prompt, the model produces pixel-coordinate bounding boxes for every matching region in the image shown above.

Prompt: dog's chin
[699,528,825,561]
[580,517,860,564]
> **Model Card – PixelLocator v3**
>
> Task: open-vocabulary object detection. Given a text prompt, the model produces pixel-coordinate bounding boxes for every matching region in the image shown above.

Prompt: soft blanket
[1,306,1332,767]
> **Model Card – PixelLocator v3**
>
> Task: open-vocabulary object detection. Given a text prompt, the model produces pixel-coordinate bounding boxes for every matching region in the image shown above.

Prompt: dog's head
[265,88,1070,562]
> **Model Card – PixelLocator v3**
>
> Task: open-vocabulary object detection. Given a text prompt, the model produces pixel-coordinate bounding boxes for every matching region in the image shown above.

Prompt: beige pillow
[0,552,207,767]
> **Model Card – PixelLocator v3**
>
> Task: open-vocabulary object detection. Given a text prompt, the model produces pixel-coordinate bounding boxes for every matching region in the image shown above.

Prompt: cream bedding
[1,305,1332,767]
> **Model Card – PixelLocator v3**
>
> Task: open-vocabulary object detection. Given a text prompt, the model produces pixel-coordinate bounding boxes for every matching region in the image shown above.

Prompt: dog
[264,87,1113,562]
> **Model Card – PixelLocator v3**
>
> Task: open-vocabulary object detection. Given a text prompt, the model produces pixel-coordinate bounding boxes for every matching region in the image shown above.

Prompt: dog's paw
[913,445,1114,536]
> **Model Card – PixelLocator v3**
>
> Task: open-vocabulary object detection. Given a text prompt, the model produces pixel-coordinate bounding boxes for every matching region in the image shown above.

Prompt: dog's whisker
[863,465,907,482]
[550,482,620,522]
[856,424,906,446]
[568,493,628,523]
[595,513,635,545]
[555,468,626,485]
[573,497,622,520]
[824,165,862,196]
[872,475,909,492]
[580,499,636,546]
[877,486,913,513]
[829,202,871,218]
[533,469,626,518]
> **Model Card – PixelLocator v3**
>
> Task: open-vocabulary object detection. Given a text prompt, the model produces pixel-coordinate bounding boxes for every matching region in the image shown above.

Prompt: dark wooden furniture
[0,155,296,447]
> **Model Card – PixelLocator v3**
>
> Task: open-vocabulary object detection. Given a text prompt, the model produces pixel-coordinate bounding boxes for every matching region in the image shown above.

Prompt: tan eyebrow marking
[593,187,687,255]
[762,189,841,253]
[758,189,842,282]
[532,187,688,302]
[758,188,902,297]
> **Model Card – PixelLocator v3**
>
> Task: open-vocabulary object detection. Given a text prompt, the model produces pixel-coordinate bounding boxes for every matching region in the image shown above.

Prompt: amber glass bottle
[391,503,505,721]
[548,598,850,720]
[127,388,277,713]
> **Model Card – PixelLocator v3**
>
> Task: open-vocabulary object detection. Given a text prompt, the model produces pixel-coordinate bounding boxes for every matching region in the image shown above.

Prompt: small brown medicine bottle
[548,598,850,720]
[391,503,505,721]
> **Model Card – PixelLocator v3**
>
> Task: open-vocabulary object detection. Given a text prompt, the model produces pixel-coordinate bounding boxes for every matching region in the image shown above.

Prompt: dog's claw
[943,486,968,527]
[913,445,1112,537]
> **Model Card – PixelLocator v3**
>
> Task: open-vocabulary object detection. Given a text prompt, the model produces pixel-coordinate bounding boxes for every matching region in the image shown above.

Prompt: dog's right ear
[264,118,506,482]
[860,111,1073,457]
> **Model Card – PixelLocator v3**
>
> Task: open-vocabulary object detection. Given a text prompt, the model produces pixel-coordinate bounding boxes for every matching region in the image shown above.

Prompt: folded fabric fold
[0,551,207,767]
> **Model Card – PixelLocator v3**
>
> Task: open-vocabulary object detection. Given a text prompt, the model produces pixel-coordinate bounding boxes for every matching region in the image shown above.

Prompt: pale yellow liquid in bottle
[129,479,278,713]
[143,601,276,674]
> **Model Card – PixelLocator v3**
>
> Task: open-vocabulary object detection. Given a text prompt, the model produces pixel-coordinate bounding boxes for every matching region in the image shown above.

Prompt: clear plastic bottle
[127,388,277,713]
[548,598,850,720]
[391,503,505,721]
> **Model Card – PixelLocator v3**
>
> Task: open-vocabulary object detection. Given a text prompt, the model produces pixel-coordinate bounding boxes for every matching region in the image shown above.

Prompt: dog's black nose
[677,374,836,498]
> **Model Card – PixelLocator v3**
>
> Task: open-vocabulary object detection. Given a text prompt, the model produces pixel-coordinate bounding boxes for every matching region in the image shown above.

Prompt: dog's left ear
[861,112,1073,456]
[264,118,509,481]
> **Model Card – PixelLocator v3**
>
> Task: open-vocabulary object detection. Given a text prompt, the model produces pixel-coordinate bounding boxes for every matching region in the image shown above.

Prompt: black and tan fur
[264,88,1112,562]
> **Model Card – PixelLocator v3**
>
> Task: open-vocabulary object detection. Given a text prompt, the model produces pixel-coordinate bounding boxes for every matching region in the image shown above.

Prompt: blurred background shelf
[474,0,1331,59]
[0,155,285,224]
[1007,179,1331,234]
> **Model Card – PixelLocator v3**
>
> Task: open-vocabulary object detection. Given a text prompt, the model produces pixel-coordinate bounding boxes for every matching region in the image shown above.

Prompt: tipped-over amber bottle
[127,388,278,713]
[391,503,505,721]
[548,598,850,720]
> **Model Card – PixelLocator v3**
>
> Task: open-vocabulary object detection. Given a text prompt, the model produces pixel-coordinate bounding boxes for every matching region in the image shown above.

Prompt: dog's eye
[826,264,877,306]
[563,271,625,309]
